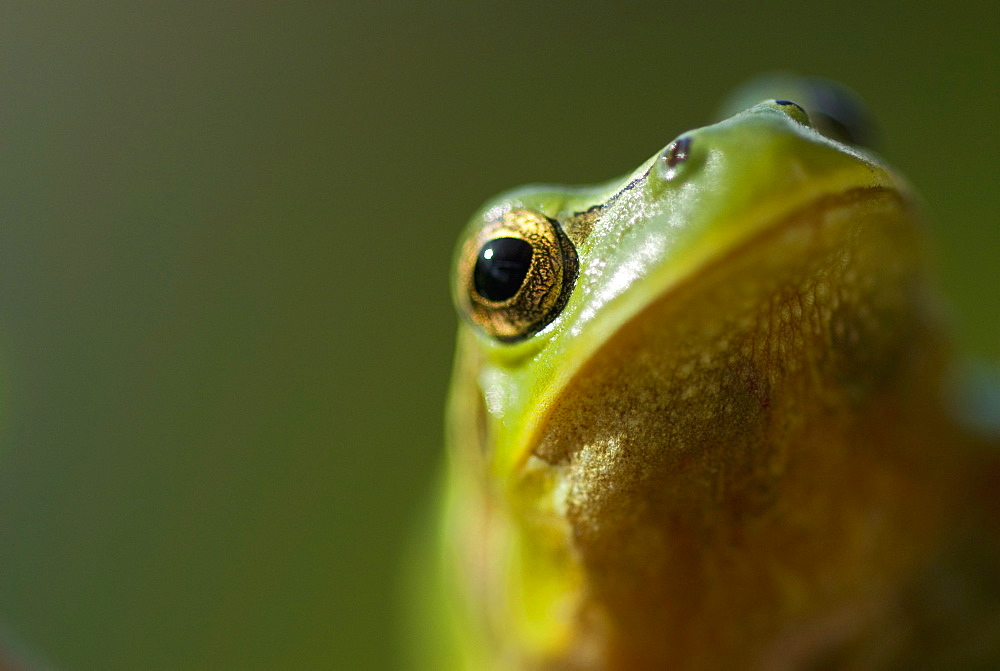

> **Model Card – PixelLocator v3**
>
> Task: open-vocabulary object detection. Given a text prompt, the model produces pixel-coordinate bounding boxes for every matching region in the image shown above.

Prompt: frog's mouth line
[515,182,919,471]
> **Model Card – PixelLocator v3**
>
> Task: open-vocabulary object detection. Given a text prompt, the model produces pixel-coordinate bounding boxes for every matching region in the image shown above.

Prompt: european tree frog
[427,77,1000,669]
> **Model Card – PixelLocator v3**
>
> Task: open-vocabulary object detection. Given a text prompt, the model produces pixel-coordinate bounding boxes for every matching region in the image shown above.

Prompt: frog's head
[453,99,910,470]
[448,95,949,665]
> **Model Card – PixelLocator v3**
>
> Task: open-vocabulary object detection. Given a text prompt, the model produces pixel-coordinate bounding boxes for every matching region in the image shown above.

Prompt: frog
[422,76,1000,670]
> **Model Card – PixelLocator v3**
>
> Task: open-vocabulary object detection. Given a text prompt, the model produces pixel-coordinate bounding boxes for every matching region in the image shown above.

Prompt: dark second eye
[455,209,578,342]
[793,79,877,149]
[473,237,533,302]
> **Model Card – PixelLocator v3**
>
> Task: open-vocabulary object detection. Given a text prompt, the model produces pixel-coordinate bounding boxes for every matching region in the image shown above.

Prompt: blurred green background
[0,2,995,669]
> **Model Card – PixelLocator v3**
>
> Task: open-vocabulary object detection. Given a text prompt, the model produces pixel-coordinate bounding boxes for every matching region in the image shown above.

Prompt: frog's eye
[805,83,876,148]
[782,80,876,148]
[456,209,578,342]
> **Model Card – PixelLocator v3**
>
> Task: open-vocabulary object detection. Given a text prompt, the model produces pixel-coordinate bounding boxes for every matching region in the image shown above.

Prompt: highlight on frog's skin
[456,208,578,342]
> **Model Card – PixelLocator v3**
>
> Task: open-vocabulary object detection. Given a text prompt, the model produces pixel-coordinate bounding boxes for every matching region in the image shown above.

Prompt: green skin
[420,81,1000,669]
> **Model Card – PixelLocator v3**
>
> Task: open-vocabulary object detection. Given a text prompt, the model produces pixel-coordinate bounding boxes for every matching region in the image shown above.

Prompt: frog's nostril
[773,99,812,126]
[657,135,694,182]
[775,100,806,114]
[664,136,692,168]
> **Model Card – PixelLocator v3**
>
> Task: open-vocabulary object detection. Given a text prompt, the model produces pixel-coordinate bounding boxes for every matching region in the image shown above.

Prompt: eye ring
[455,209,578,342]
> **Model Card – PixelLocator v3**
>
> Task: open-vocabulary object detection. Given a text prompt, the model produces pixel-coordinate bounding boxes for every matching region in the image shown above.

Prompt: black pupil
[473,237,533,302]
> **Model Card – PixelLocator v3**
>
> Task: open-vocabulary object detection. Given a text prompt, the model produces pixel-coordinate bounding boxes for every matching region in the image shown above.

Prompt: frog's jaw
[500,183,966,667]
[441,333,590,668]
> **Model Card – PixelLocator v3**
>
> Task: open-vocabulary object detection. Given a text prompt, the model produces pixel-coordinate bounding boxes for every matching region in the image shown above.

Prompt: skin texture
[430,84,1000,670]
